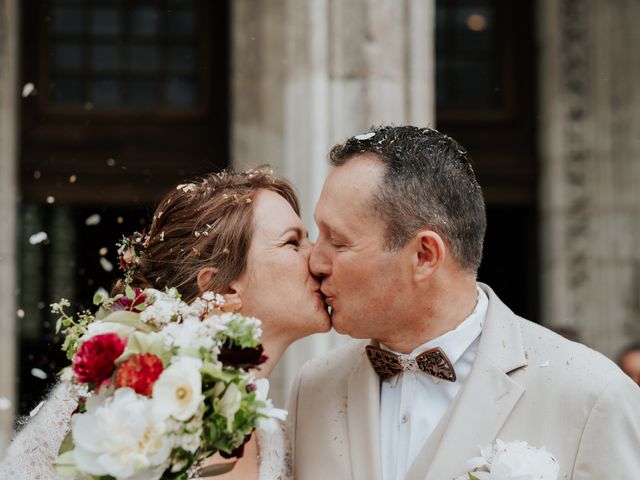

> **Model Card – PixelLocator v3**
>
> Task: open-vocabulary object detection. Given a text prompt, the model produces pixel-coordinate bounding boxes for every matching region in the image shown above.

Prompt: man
[287,126,640,479]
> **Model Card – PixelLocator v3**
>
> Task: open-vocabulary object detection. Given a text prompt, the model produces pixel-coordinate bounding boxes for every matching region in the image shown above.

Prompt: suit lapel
[347,344,383,480]
[419,284,528,480]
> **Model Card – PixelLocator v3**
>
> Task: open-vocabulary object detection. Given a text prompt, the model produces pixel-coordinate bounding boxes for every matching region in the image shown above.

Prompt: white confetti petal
[0,397,11,410]
[539,360,550,368]
[99,257,114,272]
[29,400,44,417]
[85,213,101,226]
[31,368,48,380]
[22,83,36,97]
[29,232,48,245]
[354,132,375,141]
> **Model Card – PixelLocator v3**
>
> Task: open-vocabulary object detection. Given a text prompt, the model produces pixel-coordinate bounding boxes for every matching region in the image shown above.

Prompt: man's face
[310,155,411,341]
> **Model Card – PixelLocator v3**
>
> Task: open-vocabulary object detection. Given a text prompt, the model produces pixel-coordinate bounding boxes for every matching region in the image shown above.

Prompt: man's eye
[286,239,300,248]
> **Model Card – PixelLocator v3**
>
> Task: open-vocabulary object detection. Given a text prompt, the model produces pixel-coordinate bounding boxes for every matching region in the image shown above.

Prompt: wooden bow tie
[365,345,457,382]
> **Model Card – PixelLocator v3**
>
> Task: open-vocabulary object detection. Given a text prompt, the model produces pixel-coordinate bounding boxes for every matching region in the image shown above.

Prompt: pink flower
[73,333,127,384]
[112,288,147,312]
[115,353,164,397]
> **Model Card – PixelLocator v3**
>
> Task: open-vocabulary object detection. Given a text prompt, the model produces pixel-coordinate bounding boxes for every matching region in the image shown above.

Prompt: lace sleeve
[0,383,77,480]
[256,420,293,480]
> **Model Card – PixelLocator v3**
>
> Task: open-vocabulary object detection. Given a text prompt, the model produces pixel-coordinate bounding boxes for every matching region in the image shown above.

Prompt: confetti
[0,397,12,411]
[22,82,36,97]
[107,158,116,167]
[46,195,55,204]
[539,360,550,368]
[16,309,25,318]
[31,368,48,380]
[117,216,124,224]
[33,170,41,179]
[355,132,375,141]
[99,257,114,272]
[29,232,48,245]
[85,213,101,226]
[69,174,77,183]
[29,400,44,417]
[99,247,108,256]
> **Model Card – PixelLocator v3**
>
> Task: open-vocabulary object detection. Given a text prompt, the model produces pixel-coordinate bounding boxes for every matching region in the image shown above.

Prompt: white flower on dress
[152,357,203,421]
[457,439,559,480]
[71,388,174,480]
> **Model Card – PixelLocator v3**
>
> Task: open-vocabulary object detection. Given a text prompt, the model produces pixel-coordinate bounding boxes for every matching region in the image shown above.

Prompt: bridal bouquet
[51,286,284,480]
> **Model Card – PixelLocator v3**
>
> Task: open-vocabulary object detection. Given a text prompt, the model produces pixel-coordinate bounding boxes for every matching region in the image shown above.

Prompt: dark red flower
[112,288,147,312]
[115,353,164,397]
[220,434,252,459]
[218,342,268,370]
[73,333,127,384]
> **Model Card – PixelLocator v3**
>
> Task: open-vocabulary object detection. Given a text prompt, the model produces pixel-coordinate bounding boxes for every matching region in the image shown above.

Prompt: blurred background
[0,0,639,451]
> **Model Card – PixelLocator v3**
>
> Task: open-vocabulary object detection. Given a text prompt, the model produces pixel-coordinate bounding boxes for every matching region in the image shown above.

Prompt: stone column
[539,0,640,358]
[231,0,435,405]
[0,0,19,453]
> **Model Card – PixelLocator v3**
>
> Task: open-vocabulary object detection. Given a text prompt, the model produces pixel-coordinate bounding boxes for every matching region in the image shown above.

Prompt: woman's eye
[285,239,300,248]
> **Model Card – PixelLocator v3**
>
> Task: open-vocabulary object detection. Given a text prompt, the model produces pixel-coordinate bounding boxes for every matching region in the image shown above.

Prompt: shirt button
[401,413,409,424]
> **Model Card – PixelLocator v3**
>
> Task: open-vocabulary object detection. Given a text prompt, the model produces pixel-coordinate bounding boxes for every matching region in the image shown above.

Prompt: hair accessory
[116,230,150,284]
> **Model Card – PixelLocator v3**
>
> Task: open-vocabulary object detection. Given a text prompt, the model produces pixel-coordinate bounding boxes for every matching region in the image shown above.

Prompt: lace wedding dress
[0,384,292,480]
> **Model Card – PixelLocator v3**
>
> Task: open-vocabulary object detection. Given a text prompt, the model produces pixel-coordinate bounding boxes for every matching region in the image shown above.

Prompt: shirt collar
[381,286,488,366]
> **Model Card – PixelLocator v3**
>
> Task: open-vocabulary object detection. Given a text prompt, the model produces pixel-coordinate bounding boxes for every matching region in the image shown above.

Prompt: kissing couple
[2,126,639,480]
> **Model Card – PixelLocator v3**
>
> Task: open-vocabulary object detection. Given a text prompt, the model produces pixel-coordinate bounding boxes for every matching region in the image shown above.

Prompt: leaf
[125,285,135,299]
[101,311,154,332]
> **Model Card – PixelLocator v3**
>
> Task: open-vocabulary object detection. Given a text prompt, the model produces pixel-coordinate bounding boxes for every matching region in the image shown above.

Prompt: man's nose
[309,241,332,277]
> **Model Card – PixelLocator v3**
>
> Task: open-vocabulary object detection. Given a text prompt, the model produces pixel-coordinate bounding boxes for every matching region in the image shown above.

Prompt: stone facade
[0,0,19,452]
[539,0,640,357]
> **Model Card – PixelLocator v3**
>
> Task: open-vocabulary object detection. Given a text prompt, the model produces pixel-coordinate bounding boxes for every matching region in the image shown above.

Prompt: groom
[287,126,640,479]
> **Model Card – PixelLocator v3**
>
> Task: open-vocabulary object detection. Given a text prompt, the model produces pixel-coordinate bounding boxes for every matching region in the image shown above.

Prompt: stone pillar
[231,0,435,405]
[539,0,640,358]
[0,0,19,453]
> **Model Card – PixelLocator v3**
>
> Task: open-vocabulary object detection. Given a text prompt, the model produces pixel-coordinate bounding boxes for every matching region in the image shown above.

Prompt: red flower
[112,288,147,312]
[115,353,164,397]
[73,333,127,384]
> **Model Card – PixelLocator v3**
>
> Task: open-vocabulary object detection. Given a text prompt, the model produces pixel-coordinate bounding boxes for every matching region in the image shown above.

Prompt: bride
[0,167,331,479]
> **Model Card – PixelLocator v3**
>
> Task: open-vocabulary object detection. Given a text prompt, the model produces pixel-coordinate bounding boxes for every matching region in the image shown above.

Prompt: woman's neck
[252,332,291,379]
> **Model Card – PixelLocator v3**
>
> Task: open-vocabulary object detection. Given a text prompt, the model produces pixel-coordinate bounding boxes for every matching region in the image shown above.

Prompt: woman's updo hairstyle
[124,167,299,303]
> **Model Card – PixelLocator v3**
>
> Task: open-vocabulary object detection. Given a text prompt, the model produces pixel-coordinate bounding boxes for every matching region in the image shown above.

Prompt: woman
[1,167,331,479]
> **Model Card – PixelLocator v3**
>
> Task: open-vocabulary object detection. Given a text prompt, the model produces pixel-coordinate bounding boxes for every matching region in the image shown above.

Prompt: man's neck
[381,278,479,354]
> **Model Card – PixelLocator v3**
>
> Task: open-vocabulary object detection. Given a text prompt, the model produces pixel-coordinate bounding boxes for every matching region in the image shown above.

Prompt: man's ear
[412,230,446,282]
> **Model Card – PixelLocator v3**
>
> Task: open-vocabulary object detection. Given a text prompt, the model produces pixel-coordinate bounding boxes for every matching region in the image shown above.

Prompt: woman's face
[232,189,331,343]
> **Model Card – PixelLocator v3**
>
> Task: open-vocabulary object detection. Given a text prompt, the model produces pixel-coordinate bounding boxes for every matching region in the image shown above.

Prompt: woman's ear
[413,230,446,282]
[196,267,218,294]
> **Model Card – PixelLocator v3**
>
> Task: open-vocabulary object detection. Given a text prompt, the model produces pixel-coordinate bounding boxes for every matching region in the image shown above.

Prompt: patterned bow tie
[365,345,457,382]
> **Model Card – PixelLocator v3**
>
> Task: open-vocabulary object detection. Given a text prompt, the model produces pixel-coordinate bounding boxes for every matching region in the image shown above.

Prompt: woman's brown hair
[118,167,299,303]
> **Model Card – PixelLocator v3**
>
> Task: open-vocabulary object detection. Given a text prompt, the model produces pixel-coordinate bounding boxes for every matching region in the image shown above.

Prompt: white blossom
[152,357,203,422]
[72,388,174,480]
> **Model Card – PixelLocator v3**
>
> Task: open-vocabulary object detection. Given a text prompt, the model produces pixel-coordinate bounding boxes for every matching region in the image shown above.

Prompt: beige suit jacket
[287,284,640,479]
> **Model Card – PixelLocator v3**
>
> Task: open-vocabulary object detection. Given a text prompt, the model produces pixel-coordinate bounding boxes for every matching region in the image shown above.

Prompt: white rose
[72,388,173,480]
[152,357,203,421]
[162,317,216,355]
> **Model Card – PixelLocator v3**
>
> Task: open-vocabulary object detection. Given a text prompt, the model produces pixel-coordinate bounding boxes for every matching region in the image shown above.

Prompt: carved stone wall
[231,0,435,405]
[539,0,640,358]
[0,0,19,453]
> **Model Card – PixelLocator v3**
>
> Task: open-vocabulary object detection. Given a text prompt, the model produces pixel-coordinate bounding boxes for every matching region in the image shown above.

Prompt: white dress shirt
[380,287,488,480]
